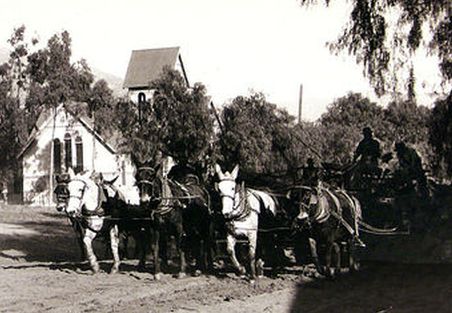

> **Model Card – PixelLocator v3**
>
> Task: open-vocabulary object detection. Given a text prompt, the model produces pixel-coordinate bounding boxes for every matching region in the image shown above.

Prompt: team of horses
[56,161,385,280]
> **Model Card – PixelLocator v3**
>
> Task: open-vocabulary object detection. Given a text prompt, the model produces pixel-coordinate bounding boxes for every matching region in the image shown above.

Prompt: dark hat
[362,127,372,135]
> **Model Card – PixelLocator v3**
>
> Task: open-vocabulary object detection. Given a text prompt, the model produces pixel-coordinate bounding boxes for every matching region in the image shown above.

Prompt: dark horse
[290,185,363,277]
[135,160,213,279]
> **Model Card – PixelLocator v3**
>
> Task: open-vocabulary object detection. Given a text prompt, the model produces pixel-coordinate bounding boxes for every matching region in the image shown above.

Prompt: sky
[0,0,443,121]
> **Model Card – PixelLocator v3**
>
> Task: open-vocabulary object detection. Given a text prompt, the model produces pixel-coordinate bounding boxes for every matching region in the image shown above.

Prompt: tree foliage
[300,0,451,96]
[151,67,215,166]
[429,93,452,177]
[218,93,296,175]
[318,92,387,163]
[295,92,433,172]
[0,26,115,180]
[117,67,215,170]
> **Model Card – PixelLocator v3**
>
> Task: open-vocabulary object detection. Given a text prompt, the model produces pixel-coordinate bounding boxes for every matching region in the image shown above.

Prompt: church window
[64,133,72,170]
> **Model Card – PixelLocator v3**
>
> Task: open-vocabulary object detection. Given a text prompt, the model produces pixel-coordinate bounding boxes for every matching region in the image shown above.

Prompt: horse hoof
[350,262,360,272]
[110,267,119,274]
[154,273,162,280]
[92,265,100,274]
[193,269,202,277]
[177,272,186,279]
[326,268,335,279]
[313,271,324,278]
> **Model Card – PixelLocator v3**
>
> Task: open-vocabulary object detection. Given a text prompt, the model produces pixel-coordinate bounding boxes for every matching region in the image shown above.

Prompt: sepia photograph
[0,0,451,312]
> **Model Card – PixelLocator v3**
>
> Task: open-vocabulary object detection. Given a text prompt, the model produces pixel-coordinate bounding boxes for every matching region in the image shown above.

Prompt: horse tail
[358,220,400,234]
[249,189,278,216]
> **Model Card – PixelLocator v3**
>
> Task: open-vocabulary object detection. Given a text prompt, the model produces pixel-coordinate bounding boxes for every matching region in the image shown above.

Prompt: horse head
[289,185,318,229]
[214,163,240,219]
[134,159,161,204]
[65,168,101,217]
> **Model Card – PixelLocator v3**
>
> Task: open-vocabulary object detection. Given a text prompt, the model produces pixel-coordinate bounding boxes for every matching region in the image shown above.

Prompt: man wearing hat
[394,141,427,194]
[353,127,381,180]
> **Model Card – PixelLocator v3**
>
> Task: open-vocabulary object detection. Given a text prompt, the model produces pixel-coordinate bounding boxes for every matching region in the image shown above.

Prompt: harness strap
[329,209,356,235]
[224,182,252,222]
[82,184,106,217]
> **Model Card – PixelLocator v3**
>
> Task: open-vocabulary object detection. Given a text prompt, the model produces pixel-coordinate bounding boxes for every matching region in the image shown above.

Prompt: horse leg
[204,219,216,274]
[136,230,148,271]
[153,227,162,280]
[83,230,99,273]
[194,236,205,276]
[348,238,360,272]
[308,237,322,275]
[325,241,335,278]
[332,242,341,276]
[198,217,214,274]
[226,234,245,276]
[109,225,120,274]
[248,231,258,281]
[176,224,187,278]
[72,220,86,261]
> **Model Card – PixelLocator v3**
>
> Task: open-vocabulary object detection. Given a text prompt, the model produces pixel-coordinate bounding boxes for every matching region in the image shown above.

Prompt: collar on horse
[80,183,107,217]
[308,186,357,236]
[222,181,253,222]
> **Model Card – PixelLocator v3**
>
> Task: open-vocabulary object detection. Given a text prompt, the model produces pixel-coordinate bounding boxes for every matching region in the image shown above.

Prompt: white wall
[22,106,135,206]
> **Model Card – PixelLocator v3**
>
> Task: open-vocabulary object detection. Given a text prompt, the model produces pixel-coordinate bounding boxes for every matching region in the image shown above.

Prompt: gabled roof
[17,102,117,158]
[123,47,189,89]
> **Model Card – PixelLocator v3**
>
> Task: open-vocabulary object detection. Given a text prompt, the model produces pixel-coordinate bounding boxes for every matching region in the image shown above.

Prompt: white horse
[65,169,120,274]
[215,164,278,280]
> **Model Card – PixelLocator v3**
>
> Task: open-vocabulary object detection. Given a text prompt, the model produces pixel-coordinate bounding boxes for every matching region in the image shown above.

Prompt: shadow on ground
[290,262,452,313]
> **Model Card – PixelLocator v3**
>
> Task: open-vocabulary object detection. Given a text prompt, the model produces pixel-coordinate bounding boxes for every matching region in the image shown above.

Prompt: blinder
[66,179,89,215]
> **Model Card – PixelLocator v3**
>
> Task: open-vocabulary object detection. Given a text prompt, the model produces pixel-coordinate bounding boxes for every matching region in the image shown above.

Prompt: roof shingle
[123,47,180,89]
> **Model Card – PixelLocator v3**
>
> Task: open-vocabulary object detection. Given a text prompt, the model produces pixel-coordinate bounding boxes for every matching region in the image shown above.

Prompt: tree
[26,31,95,114]
[384,100,432,166]
[218,93,296,176]
[0,26,116,185]
[0,26,33,180]
[318,92,388,163]
[151,67,215,167]
[429,93,452,177]
[299,1,451,97]
[117,67,215,172]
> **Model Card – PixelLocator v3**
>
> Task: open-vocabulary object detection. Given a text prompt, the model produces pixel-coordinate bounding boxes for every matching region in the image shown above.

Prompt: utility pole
[298,84,303,124]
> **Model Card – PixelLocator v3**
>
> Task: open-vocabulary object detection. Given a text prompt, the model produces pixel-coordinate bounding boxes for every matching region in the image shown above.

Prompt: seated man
[394,141,428,195]
[353,127,381,177]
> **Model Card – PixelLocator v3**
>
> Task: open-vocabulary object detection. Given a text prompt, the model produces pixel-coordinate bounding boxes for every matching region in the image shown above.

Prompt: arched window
[64,133,72,171]
[75,136,84,174]
[53,139,62,174]
[138,92,146,104]
[138,92,146,124]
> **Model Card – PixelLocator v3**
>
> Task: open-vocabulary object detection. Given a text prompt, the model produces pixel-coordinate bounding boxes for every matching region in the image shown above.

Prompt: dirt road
[1,205,451,312]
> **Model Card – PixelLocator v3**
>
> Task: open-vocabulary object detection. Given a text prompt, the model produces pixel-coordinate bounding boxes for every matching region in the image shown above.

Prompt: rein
[218,180,253,222]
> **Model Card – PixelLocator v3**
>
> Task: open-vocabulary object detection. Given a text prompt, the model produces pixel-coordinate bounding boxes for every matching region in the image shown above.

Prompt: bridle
[136,167,156,186]
[67,178,88,215]
[217,178,249,221]
[216,177,236,201]
[136,167,159,199]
